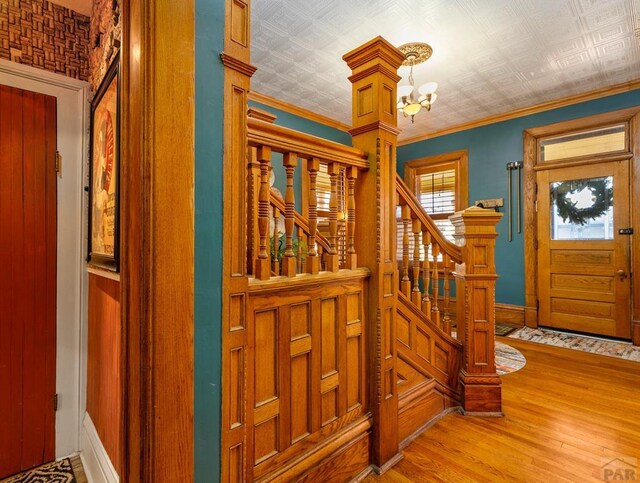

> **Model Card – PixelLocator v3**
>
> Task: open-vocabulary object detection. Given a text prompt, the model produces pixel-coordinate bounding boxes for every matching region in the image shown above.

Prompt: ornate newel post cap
[342,36,405,72]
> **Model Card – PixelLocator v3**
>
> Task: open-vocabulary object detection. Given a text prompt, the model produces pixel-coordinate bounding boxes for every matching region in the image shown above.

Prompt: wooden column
[220,0,256,481]
[343,36,404,473]
[307,158,320,274]
[121,0,196,480]
[450,207,503,415]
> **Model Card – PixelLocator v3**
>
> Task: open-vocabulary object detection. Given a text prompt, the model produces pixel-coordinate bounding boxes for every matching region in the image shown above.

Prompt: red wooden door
[0,85,57,477]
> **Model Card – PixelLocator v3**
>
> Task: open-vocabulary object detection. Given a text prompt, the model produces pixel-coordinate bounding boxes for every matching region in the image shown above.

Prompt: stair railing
[396,174,462,336]
[247,111,369,280]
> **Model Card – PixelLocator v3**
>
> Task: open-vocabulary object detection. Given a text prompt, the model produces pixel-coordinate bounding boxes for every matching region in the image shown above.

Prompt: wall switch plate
[475,198,504,208]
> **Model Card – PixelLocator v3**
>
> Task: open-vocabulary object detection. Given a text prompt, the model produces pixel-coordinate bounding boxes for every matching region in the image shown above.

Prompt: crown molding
[248,90,352,132]
[398,78,640,146]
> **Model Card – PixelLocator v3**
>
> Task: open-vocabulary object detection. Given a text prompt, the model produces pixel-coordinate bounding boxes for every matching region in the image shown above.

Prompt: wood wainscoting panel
[248,272,369,481]
[396,293,462,446]
[86,273,122,476]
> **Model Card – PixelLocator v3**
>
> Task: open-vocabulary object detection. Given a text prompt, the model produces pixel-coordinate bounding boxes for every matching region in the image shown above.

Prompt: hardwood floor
[366,338,640,482]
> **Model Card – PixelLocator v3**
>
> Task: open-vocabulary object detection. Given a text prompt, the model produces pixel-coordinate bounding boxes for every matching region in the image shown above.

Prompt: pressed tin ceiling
[251,0,640,140]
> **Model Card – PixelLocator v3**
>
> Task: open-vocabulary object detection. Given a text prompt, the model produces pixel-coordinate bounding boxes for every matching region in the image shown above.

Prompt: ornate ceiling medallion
[398,42,433,66]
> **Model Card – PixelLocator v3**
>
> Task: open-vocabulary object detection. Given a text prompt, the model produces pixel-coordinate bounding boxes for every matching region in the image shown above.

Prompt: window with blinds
[401,151,468,257]
[417,169,456,217]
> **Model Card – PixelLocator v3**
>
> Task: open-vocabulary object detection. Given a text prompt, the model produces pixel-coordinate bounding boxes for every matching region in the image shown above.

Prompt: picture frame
[87,53,120,271]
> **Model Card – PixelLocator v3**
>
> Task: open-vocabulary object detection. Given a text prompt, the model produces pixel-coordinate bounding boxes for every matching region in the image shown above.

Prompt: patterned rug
[495,341,526,375]
[1,459,76,483]
[496,324,518,336]
[508,326,640,362]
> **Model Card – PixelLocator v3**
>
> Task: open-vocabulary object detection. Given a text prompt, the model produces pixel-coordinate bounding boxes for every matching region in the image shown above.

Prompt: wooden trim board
[249,91,352,132]
[399,79,640,145]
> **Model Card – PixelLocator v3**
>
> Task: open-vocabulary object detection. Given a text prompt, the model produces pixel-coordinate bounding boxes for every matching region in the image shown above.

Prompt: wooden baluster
[412,219,422,307]
[282,152,298,277]
[400,205,411,296]
[272,205,280,276]
[443,254,452,334]
[326,162,340,272]
[247,146,260,276]
[422,229,432,317]
[255,146,272,280]
[431,243,441,327]
[318,245,324,271]
[296,231,307,273]
[307,158,320,274]
[345,167,358,269]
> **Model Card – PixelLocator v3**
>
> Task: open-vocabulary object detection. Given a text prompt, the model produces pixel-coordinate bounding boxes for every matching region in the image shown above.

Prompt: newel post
[450,207,503,415]
[343,37,405,472]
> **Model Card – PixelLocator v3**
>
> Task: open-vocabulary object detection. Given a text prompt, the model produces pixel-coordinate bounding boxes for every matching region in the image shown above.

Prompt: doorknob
[616,269,628,279]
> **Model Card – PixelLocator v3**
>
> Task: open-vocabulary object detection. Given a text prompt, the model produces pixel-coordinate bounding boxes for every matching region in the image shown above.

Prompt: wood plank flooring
[366,337,640,482]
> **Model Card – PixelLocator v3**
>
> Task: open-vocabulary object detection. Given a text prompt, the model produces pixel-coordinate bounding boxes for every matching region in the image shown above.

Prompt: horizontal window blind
[417,169,456,216]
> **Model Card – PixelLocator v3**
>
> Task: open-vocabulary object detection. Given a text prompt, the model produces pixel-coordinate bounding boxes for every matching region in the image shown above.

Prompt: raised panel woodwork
[247,272,368,478]
[356,84,373,117]
[230,0,249,47]
[414,326,432,363]
[321,298,338,377]
[397,313,410,348]
[382,84,394,116]
[290,352,311,443]
[229,293,246,331]
[255,309,278,405]
[254,416,279,464]
[552,297,614,317]
[551,273,613,294]
[229,444,243,483]
[396,293,462,394]
[229,347,244,428]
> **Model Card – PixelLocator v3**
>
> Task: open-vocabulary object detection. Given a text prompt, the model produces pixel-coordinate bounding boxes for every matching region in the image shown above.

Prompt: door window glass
[550,176,614,240]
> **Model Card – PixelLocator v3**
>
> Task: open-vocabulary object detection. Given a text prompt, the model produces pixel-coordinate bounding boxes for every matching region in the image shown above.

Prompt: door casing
[523,106,640,345]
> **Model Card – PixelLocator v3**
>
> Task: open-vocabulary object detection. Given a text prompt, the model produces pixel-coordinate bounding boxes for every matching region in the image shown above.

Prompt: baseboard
[440,297,525,326]
[80,413,119,483]
[495,303,525,326]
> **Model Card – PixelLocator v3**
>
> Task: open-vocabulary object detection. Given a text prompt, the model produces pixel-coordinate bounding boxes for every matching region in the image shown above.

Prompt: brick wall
[89,0,120,90]
[0,0,90,81]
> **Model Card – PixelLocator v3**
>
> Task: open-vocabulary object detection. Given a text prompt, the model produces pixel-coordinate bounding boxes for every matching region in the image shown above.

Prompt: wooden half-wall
[86,273,123,476]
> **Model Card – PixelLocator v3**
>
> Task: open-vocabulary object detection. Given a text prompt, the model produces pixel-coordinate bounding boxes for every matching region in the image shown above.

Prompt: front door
[537,160,631,339]
[0,85,57,477]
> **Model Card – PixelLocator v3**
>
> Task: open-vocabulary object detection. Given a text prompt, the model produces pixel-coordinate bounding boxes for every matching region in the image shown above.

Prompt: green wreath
[551,179,613,226]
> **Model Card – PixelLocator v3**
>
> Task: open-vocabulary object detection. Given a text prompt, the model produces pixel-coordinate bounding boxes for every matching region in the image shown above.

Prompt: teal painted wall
[398,90,640,306]
[194,1,224,481]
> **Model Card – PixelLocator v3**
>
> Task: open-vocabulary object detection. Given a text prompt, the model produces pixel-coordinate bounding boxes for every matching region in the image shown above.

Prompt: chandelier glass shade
[397,42,438,123]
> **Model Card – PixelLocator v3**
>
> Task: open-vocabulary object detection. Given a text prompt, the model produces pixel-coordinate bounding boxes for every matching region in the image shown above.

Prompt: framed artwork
[88,54,120,271]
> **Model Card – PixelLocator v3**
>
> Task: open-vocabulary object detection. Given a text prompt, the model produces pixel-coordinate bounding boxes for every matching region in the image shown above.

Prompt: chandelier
[397,42,438,123]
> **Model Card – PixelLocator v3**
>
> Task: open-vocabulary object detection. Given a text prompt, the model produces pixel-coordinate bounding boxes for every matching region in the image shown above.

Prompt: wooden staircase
[395,174,464,443]
[221,35,504,482]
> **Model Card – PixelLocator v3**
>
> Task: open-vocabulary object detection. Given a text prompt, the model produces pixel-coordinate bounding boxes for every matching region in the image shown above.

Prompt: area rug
[495,323,518,336]
[507,326,640,362]
[495,341,526,375]
[1,459,76,483]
